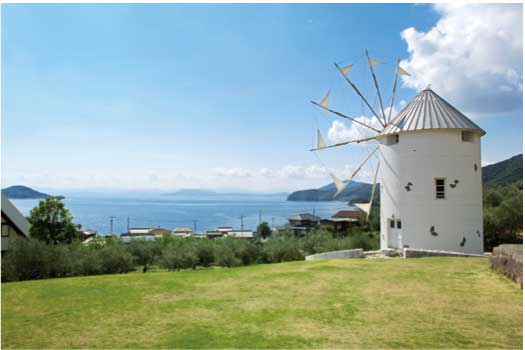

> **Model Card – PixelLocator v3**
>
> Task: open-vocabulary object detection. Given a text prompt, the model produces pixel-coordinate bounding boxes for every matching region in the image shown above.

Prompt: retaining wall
[305,249,364,260]
[489,244,523,288]
[403,248,486,258]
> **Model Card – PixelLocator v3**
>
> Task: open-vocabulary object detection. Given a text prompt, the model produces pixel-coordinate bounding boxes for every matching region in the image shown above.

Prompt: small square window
[385,134,399,145]
[390,220,395,228]
[397,220,402,229]
[461,131,474,142]
[435,178,445,199]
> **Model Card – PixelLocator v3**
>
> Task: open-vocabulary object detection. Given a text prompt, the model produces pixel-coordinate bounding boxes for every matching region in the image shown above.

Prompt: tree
[128,240,161,272]
[28,197,78,244]
[256,222,272,239]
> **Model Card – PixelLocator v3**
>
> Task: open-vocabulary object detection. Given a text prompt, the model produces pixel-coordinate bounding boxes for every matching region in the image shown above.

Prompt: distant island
[1,185,54,199]
[288,154,523,202]
[163,189,288,197]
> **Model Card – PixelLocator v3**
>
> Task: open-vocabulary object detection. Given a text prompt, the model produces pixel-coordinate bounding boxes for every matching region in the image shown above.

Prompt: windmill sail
[355,161,380,222]
[368,57,381,67]
[366,50,387,125]
[396,65,411,76]
[334,62,386,128]
[320,90,331,108]
[317,129,327,149]
[332,146,379,199]
[340,64,353,76]
[355,202,371,215]
[330,173,347,198]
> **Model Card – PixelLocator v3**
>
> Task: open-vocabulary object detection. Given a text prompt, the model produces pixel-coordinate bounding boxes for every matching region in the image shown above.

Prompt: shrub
[159,244,198,271]
[261,237,304,263]
[2,238,50,281]
[98,244,135,274]
[69,246,104,276]
[214,243,241,267]
[222,238,260,266]
[194,239,215,267]
[128,240,161,272]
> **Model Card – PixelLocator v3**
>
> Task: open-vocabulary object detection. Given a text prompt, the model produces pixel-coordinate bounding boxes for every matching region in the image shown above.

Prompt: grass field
[1,258,522,349]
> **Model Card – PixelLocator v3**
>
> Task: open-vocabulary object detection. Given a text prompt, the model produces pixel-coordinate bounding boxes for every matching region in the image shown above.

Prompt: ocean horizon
[11,194,354,235]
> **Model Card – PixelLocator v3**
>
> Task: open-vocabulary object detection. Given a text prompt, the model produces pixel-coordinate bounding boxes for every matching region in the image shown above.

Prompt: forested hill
[1,186,51,199]
[482,154,522,186]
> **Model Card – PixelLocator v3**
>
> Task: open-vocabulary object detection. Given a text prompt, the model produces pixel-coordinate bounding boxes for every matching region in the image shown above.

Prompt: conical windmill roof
[381,88,486,136]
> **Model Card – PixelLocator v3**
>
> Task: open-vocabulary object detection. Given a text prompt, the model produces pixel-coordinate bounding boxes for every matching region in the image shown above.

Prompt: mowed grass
[1,258,522,349]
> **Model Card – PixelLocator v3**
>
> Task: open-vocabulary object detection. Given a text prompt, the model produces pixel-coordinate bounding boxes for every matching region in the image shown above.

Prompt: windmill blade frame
[310,100,381,133]
[332,145,379,199]
[309,135,377,152]
[333,62,386,128]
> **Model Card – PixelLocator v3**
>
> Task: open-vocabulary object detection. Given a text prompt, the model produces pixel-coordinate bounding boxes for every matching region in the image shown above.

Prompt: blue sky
[1,4,523,193]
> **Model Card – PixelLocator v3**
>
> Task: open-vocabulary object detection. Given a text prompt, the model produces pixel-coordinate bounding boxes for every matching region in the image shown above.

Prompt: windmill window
[397,220,402,229]
[390,220,395,228]
[461,131,474,142]
[385,134,399,145]
[435,178,446,199]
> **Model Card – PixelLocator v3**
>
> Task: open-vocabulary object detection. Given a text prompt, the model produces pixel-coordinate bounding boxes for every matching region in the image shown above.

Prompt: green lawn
[1,258,522,349]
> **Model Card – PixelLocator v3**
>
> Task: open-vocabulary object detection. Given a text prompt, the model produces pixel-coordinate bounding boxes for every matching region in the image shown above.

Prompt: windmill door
[388,219,402,248]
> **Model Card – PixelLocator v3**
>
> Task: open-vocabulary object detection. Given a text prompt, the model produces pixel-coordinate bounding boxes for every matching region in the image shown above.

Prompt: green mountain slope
[482,154,522,186]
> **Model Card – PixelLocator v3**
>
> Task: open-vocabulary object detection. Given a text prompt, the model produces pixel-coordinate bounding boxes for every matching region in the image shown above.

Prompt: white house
[376,88,485,254]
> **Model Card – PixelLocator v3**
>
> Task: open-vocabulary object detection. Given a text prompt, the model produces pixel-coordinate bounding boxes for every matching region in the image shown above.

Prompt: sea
[11,194,353,235]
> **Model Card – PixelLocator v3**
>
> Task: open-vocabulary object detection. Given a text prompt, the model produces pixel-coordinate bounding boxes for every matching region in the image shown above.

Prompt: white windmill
[311,51,485,254]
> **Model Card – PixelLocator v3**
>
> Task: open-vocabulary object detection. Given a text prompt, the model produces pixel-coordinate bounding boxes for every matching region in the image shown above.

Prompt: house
[172,227,193,238]
[77,229,97,242]
[227,230,254,239]
[1,193,30,252]
[120,227,157,243]
[206,231,226,239]
[320,209,364,234]
[331,209,364,222]
[217,226,233,234]
[319,218,353,234]
[149,228,171,237]
[288,213,321,236]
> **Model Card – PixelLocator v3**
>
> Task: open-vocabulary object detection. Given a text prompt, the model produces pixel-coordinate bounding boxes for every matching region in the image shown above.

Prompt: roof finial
[425,84,432,90]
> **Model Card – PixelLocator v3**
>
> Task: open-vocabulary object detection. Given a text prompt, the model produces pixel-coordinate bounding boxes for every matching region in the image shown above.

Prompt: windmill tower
[311,52,485,254]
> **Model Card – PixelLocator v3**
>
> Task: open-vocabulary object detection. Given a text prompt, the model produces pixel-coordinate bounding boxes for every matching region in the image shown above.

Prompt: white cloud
[327,115,384,144]
[327,105,396,144]
[400,4,523,115]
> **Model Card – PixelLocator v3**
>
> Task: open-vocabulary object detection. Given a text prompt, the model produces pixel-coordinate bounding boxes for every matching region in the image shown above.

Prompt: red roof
[331,210,364,219]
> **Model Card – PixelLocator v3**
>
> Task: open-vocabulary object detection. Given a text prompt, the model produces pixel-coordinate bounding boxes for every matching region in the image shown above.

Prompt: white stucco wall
[377,129,484,254]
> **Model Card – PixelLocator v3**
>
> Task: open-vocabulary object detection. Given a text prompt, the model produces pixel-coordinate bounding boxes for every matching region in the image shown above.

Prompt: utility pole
[110,216,116,235]
[271,217,275,229]
[240,215,244,232]
[192,220,198,233]
[258,210,262,226]
[127,216,130,233]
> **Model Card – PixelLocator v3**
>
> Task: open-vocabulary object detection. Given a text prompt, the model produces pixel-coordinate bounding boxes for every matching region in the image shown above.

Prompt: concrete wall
[378,129,483,254]
[305,249,364,260]
[403,248,485,258]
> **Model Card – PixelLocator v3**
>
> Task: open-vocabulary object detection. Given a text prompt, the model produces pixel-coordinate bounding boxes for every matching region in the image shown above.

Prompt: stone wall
[489,244,523,288]
[305,249,364,260]
[403,248,486,258]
